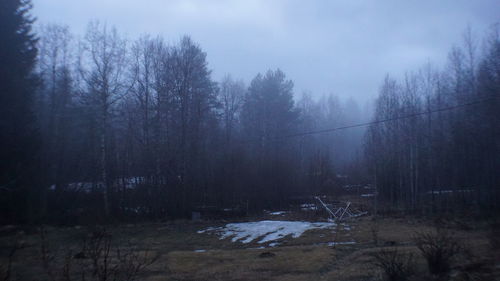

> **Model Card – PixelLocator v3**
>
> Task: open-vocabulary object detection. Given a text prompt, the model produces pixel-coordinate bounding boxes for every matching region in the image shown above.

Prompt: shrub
[40,227,157,281]
[413,228,461,275]
[0,243,22,281]
[371,248,414,281]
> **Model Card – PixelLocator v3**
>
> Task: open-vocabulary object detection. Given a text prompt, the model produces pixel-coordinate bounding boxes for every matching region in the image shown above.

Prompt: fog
[1,2,500,279]
[33,0,499,100]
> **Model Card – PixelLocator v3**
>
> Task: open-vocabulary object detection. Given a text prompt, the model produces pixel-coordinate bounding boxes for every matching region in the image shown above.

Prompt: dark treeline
[33,23,367,222]
[1,1,498,224]
[366,26,500,213]
[1,1,368,224]
[1,0,40,223]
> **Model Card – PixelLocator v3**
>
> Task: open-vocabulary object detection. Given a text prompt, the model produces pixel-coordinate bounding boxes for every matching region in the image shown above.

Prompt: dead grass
[0,215,497,281]
[167,245,334,281]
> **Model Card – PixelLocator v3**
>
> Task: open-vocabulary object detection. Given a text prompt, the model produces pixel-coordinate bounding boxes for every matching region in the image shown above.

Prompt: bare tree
[78,21,131,218]
[37,24,74,201]
[219,75,245,143]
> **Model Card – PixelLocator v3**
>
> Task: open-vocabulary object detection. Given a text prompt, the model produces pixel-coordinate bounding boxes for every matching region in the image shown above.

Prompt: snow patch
[199,220,335,244]
[426,189,473,195]
[300,204,318,211]
[327,241,356,246]
[361,193,375,197]
[197,226,220,234]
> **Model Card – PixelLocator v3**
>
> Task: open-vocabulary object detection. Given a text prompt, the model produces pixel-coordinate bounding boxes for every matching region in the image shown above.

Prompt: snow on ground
[361,193,375,197]
[198,220,335,244]
[49,177,145,193]
[269,211,287,215]
[426,189,474,194]
[340,223,352,231]
[300,203,318,211]
[327,241,356,246]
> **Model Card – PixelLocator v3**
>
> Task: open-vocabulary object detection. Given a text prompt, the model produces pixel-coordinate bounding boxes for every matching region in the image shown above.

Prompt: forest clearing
[2,1,499,280]
[1,194,499,281]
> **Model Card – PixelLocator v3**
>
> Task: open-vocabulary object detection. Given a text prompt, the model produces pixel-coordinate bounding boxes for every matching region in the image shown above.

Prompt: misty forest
[1,1,500,280]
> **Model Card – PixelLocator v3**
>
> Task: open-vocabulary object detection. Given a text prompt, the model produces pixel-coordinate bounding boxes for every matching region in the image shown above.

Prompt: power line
[240,95,499,144]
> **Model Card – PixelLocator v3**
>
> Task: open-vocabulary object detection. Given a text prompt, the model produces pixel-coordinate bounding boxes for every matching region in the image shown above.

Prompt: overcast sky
[32,0,499,101]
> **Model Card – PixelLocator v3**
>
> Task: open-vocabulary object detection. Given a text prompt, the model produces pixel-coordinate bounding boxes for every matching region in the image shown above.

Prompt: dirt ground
[1,211,499,281]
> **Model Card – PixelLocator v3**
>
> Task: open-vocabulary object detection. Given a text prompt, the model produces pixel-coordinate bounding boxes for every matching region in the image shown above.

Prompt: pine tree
[0,0,39,223]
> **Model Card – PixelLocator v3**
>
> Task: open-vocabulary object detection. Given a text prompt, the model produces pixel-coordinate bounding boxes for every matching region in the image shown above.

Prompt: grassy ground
[0,211,499,281]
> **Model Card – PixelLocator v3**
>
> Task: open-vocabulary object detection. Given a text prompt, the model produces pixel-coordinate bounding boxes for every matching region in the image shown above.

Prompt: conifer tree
[0,0,39,223]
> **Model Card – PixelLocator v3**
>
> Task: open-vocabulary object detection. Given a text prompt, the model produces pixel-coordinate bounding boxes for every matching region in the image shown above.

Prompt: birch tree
[78,21,130,218]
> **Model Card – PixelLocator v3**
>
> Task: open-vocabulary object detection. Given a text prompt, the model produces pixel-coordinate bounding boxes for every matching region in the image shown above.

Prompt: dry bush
[413,228,462,275]
[0,238,27,281]
[40,226,76,281]
[370,248,414,281]
[82,229,157,281]
[0,245,19,281]
[40,227,157,281]
[0,250,13,281]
